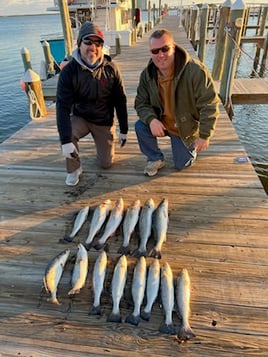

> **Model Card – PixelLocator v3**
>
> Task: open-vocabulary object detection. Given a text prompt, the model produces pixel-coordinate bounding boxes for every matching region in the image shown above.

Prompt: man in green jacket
[135,28,220,177]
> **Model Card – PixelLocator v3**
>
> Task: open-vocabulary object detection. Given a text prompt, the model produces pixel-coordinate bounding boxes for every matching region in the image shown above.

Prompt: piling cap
[77,21,104,47]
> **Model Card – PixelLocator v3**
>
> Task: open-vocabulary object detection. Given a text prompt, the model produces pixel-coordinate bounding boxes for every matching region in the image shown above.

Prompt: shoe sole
[144,163,165,177]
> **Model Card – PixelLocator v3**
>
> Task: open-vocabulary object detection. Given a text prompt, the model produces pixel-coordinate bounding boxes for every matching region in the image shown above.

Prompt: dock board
[0,16,267,356]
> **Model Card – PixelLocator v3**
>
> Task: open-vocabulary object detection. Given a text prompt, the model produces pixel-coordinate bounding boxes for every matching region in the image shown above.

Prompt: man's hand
[149,119,166,137]
[119,133,127,147]
[194,138,210,152]
[61,143,78,158]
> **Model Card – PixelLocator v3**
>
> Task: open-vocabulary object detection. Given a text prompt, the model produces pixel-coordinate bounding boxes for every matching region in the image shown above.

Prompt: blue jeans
[135,119,197,170]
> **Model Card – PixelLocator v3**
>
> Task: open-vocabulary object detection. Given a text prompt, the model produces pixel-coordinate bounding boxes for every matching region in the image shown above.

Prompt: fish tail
[159,321,176,335]
[83,242,92,251]
[48,297,61,305]
[148,247,161,259]
[131,248,147,258]
[59,236,73,244]
[107,312,122,323]
[94,242,104,251]
[177,325,196,341]
[89,304,101,316]
[125,313,140,326]
[68,288,80,296]
[140,310,151,321]
[117,245,130,255]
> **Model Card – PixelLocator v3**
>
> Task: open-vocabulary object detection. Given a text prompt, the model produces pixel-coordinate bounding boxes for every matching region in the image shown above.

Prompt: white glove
[61,143,78,159]
[119,133,127,147]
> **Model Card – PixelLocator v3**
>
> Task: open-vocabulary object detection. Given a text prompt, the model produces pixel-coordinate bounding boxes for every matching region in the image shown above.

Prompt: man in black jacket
[56,22,128,186]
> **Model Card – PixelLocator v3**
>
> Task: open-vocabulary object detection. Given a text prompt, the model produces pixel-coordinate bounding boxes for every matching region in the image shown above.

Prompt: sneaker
[65,167,82,186]
[144,160,165,177]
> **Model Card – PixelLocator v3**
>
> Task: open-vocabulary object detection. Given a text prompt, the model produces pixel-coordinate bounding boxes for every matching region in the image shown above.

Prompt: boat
[44,0,135,65]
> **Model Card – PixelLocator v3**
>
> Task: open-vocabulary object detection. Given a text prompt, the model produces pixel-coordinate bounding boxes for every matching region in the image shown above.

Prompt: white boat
[45,0,134,64]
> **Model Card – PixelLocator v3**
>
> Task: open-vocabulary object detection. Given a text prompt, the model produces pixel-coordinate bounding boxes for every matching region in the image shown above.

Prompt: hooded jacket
[56,49,128,145]
[134,44,220,147]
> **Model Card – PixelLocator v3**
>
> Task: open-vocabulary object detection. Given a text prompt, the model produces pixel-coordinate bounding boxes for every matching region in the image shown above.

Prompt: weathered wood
[0,15,267,357]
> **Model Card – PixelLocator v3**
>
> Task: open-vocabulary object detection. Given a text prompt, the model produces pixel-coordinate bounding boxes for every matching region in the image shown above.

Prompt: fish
[62,206,90,243]
[84,199,111,250]
[149,198,169,259]
[89,250,107,315]
[141,258,160,321]
[42,249,70,305]
[107,254,128,323]
[159,262,176,334]
[176,268,196,341]
[125,256,147,326]
[132,198,155,257]
[68,243,88,296]
[94,198,124,250]
[118,199,141,255]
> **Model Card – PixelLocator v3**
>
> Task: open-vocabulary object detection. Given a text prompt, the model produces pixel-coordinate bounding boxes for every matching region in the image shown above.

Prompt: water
[0,13,267,193]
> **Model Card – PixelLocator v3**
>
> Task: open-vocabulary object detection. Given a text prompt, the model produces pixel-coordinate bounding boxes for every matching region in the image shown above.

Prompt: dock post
[219,0,246,117]
[190,5,199,51]
[115,34,121,55]
[23,69,47,120]
[57,0,73,60]
[41,41,56,79]
[198,3,209,63]
[259,31,268,77]
[251,4,268,76]
[212,0,232,80]
[21,47,32,72]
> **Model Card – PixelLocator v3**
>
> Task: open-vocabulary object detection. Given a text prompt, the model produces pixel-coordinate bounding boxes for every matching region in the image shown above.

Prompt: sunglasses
[82,39,103,47]
[150,45,171,55]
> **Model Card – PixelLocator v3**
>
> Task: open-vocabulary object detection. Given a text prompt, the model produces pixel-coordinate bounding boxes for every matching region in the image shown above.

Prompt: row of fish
[62,197,168,259]
[42,246,196,341]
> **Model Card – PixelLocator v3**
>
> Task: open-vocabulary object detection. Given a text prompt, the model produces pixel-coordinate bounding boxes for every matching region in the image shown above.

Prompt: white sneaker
[65,167,82,186]
[144,160,165,177]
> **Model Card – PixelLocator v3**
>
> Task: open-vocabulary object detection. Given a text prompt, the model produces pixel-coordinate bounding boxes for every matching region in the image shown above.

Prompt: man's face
[80,36,103,65]
[149,34,175,73]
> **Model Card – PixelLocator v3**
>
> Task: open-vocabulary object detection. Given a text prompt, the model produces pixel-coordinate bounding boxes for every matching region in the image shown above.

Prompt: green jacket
[134,45,220,147]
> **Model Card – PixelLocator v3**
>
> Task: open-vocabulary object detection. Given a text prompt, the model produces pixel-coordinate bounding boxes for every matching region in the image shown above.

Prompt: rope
[27,85,42,120]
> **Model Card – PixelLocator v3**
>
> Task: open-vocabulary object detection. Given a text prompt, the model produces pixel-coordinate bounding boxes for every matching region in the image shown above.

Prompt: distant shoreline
[0,13,59,18]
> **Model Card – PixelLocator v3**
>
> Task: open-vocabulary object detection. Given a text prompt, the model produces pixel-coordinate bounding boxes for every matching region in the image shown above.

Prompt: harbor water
[0,13,267,193]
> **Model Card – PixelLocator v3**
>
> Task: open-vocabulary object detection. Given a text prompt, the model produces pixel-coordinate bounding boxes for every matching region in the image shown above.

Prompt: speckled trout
[176,268,196,341]
[118,199,141,255]
[125,256,147,326]
[141,258,160,321]
[159,262,176,335]
[84,199,111,250]
[107,254,128,323]
[64,206,89,243]
[133,198,155,257]
[149,198,168,259]
[94,198,124,250]
[43,249,70,305]
[68,243,88,296]
[89,250,107,315]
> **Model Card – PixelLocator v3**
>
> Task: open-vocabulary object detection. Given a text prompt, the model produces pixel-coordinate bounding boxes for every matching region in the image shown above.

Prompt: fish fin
[125,313,140,326]
[159,321,176,335]
[177,325,196,341]
[117,245,131,255]
[89,305,101,316]
[107,313,122,323]
[140,310,151,321]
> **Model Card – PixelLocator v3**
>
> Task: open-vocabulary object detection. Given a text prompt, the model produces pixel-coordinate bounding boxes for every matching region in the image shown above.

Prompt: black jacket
[56,49,128,144]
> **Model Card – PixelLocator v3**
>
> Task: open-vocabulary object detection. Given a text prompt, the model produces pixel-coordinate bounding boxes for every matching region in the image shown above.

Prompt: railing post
[198,3,209,63]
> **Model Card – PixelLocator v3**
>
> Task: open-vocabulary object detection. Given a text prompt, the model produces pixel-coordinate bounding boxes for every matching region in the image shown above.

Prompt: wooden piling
[212,0,232,80]
[41,41,55,78]
[57,0,73,60]
[190,5,199,51]
[219,0,246,116]
[252,4,268,76]
[259,31,268,77]
[198,3,209,63]
[21,47,32,72]
[23,69,47,119]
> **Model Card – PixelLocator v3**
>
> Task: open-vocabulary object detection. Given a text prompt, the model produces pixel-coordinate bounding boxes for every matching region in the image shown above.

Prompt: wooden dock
[1,15,268,356]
